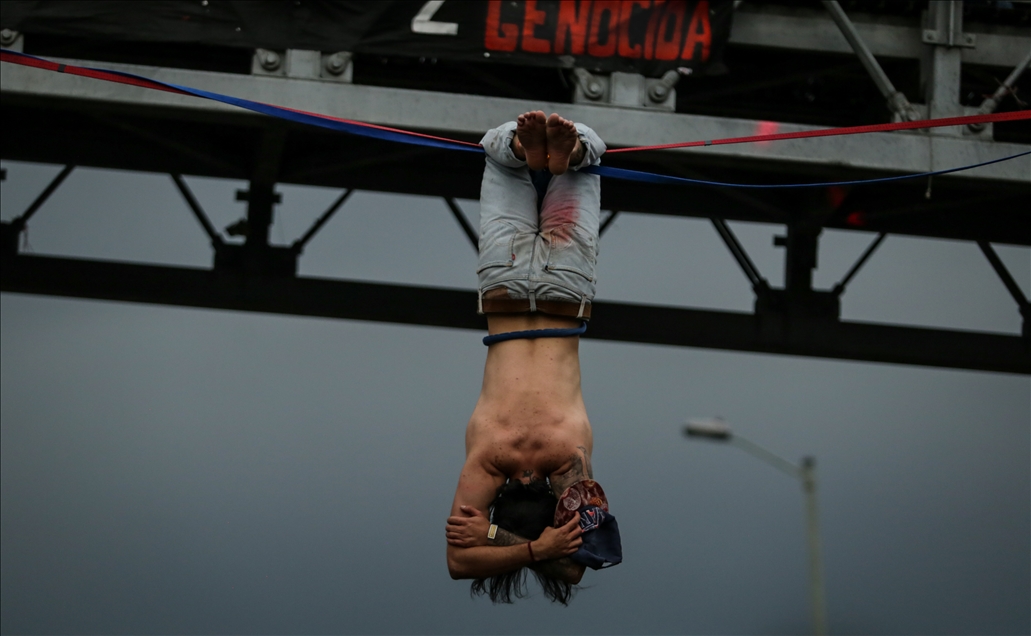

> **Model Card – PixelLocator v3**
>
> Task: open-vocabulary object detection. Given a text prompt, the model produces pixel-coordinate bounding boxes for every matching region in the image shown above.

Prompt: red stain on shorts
[540,191,580,245]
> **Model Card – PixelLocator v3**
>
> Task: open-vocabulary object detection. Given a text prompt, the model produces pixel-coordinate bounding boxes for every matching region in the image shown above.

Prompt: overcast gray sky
[1,157,1028,635]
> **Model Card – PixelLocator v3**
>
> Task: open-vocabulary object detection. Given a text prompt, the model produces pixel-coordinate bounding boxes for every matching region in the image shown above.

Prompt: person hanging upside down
[445,111,622,605]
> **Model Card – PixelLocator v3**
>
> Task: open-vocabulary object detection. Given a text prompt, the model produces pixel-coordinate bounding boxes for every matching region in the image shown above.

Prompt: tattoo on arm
[578,445,594,479]
[551,445,594,494]
[490,526,580,580]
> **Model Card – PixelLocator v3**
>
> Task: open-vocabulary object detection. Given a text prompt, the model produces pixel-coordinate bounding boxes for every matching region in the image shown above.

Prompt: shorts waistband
[481,297,592,319]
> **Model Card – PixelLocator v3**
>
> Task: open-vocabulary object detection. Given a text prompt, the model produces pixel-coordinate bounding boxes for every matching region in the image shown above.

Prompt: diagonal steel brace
[822,0,920,121]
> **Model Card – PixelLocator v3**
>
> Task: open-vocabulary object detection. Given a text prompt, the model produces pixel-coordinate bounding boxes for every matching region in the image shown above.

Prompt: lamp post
[684,417,828,636]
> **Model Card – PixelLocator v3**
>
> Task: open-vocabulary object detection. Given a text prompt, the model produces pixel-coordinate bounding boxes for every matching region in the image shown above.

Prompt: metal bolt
[649,84,669,101]
[572,68,604,100]
[0,29,17,46]
[259,50,281,71]
[324,52,350,76]
[649,69,680,103]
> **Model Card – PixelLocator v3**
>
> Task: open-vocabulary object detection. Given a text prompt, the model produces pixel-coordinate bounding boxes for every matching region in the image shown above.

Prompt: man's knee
[572,124,606,169]
[481,122,525,168]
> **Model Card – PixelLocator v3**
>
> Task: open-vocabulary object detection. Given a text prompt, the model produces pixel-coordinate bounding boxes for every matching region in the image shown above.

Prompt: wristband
[527,541,536,562]
[487,524,498,540]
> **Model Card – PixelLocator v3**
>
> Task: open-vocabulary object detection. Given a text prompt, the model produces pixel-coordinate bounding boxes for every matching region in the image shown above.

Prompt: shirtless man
[445,112,620,605]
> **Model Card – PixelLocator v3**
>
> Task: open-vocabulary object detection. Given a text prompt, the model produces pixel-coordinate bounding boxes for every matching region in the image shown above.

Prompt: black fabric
[530,169,552,211]
[570,506,622,570]
[1,1,733,77]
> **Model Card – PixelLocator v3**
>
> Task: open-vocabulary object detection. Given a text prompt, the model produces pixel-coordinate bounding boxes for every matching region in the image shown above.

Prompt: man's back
[467,313,593,482]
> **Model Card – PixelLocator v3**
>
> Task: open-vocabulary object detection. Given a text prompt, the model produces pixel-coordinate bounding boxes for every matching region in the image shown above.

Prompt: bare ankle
[570,140,585,167]
[511,136,526,160]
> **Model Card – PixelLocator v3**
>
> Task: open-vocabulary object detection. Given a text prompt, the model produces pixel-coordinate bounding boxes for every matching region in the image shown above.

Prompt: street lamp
[684,417,828,636]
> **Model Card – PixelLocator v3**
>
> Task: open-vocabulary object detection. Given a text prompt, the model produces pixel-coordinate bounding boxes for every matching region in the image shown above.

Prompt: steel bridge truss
[1,1,1029,374]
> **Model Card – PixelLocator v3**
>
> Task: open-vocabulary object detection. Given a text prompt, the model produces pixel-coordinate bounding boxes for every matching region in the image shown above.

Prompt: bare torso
[445,311,593,581]
[465,313,593,490]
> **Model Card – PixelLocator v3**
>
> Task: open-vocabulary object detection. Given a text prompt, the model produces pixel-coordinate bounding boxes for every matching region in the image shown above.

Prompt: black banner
[1,1,733,76]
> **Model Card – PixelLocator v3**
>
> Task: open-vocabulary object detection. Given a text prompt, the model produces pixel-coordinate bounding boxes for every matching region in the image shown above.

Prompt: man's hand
[445,505,491,548]
[530,515,582,561]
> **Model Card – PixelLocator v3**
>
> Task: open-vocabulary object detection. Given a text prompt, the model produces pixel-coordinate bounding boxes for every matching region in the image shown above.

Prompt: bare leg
[545,113,584,176]
[516,111,549,171]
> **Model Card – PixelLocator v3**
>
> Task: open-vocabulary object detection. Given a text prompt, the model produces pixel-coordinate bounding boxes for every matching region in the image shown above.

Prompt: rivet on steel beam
[324,52,351,76]
[258,49,282,71]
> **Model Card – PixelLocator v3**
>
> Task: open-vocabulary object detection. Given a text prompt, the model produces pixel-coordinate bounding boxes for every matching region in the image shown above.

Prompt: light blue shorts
[477,121,605,319]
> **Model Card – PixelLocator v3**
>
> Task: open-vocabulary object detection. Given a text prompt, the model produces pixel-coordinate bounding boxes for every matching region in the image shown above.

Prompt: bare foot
[545,113,582,175]
[516,111,548,170]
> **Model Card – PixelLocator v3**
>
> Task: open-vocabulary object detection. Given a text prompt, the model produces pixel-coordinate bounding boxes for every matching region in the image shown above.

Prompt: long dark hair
[470,479,577,605]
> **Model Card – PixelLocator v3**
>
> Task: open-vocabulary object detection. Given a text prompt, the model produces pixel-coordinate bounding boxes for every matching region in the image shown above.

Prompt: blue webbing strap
[581,152,1031,189]
[0,50,483,154]
[147,80,485,154]
[2,49,1027,188]
[483,322,587,346]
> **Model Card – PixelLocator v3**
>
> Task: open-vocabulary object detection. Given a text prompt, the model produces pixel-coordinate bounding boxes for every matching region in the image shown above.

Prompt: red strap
[607,110,1031,153]
[1,50,190,96]
[3,49,1027,154]
[0,50,482,149]
[273,104,482,148]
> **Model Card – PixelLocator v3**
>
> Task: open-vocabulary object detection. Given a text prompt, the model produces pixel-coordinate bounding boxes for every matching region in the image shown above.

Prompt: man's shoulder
[461,445,508,479]
[452,452,508,514]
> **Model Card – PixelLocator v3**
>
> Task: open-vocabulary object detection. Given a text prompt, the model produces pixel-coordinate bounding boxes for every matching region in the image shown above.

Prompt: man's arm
[446,456,505,579]
[446,507,585,583]
[447,506,585,584]
[447,441,595,584]
[491,524,586,584]
[508,444,590,584]
[447,539,536,580]
[446,456,583,581]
